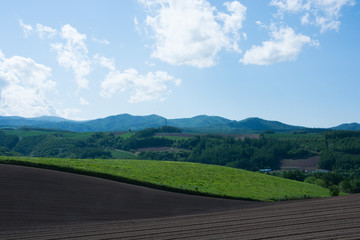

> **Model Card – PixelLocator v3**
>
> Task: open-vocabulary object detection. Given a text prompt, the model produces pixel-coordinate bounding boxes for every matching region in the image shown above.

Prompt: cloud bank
[139,0,354,66]
[141,0,247,68]
[0,50,56,117]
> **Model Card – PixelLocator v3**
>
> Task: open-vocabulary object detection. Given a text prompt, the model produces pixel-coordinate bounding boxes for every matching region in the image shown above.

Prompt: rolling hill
[0,114,308,133]
[0,156,330,201]
[0,113,358,133]
[332,122,360,131]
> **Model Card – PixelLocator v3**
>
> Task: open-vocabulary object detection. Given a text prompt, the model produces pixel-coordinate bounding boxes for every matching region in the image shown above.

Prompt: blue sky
[0,0,359,128]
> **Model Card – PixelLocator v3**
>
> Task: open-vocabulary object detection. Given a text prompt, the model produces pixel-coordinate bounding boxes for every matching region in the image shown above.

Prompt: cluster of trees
[0,126,183,159]
[0,127,311,171]
[275,169,360,195]
[138,134,310,171]
[0,131,111,159]
[318,131,360,172]
[2,127,360,188]
[269,131,360,194]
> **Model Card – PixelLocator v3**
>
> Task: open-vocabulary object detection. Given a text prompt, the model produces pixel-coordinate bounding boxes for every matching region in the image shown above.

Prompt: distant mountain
[0,114,309,133]
[227,117,306,132]
[29,116,74,122]
[332,123,360,131]
[0,116,84,131]
[168,115,232,129]
[83,114,167,132]
[1,114,358,133]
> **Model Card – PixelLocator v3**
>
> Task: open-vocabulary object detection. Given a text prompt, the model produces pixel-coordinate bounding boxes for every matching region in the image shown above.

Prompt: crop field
[281,156,320,171]
[0,156,330,201]
[0,164,359,240]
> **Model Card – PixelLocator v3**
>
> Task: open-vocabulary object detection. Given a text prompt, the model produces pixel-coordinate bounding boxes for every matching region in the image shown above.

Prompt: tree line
[0,127,310,171]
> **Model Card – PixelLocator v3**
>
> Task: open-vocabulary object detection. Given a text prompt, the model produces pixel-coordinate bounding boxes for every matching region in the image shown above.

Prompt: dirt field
[1,164,360,239]
[281,156,320,171]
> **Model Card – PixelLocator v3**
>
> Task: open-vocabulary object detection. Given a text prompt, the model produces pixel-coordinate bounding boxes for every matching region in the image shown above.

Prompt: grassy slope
[0,156,330,201]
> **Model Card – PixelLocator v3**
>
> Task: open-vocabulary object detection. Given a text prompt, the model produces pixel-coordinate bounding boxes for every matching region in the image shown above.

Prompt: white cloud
[80,97,89,105]
[240,27,318,65]
[36,23,57,39]
[218,1,246,34]
[56,108,81,119]
[270,0,309,12]
[218,1,247,53]
[93,54,115,71]
[301,13,310,24]
[19,19,33,37]
[51,24,92,88]
[270,0,355,32]
[0,50,56,117]
[92,37,110,45]
[140,0,246,68]
[101,68,181,103]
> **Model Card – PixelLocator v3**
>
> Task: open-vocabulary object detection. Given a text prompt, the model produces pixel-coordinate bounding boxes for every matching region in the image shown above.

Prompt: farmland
[1,164,359,240]
[0,156,330,201]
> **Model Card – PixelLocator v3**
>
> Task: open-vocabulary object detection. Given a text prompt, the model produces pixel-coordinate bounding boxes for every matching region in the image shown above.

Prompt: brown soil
[135,147,186,153]
[0,164,265,229]
[221,134,260,140]
[1,164,360,239]
[281,156,320,171]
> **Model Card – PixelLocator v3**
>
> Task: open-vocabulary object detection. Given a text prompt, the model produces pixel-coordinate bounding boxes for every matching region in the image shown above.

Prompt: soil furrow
[21,211,359,240]
[2,165,360,240]
[4,205,359,240]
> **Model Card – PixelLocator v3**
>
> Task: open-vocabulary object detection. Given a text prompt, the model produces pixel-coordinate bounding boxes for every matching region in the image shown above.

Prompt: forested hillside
[0,126,309,170]
[1,127,360,193]
[0,114,309,133]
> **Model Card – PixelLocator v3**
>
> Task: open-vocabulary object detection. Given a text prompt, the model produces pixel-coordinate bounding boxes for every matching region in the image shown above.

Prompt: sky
[0,0,359,128]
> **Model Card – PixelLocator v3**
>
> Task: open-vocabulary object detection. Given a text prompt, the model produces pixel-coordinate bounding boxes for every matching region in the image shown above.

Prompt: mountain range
[0,114,359,133]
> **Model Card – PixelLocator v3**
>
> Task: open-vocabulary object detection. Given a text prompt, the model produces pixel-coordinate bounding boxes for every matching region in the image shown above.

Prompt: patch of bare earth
[2,164,360,239]
[135,147,186,153]
[221,134,260,140]
[281,156,320,171]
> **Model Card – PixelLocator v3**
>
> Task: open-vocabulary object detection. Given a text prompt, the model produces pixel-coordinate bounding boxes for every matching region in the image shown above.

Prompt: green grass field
[0,156,331,201]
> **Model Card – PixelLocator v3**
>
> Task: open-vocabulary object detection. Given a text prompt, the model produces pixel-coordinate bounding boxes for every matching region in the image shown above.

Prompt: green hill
[0,114,308,133]
[332,123,360,131]
[0,156,331,201]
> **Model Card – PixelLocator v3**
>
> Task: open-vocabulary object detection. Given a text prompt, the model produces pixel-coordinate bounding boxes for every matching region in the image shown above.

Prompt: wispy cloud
[16,21,182,107]
[19,19,33,37]
[80,97,90,105]
[240,26,318,65]
[92,37,110,45]
[270,0,356,32]
[93,54,115,71]
[36,23,57,39]
[101,68,181,103]
[51,24,92,88]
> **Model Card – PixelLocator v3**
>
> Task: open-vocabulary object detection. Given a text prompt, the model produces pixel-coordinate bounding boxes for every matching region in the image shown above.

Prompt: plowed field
[1,164,359,239]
